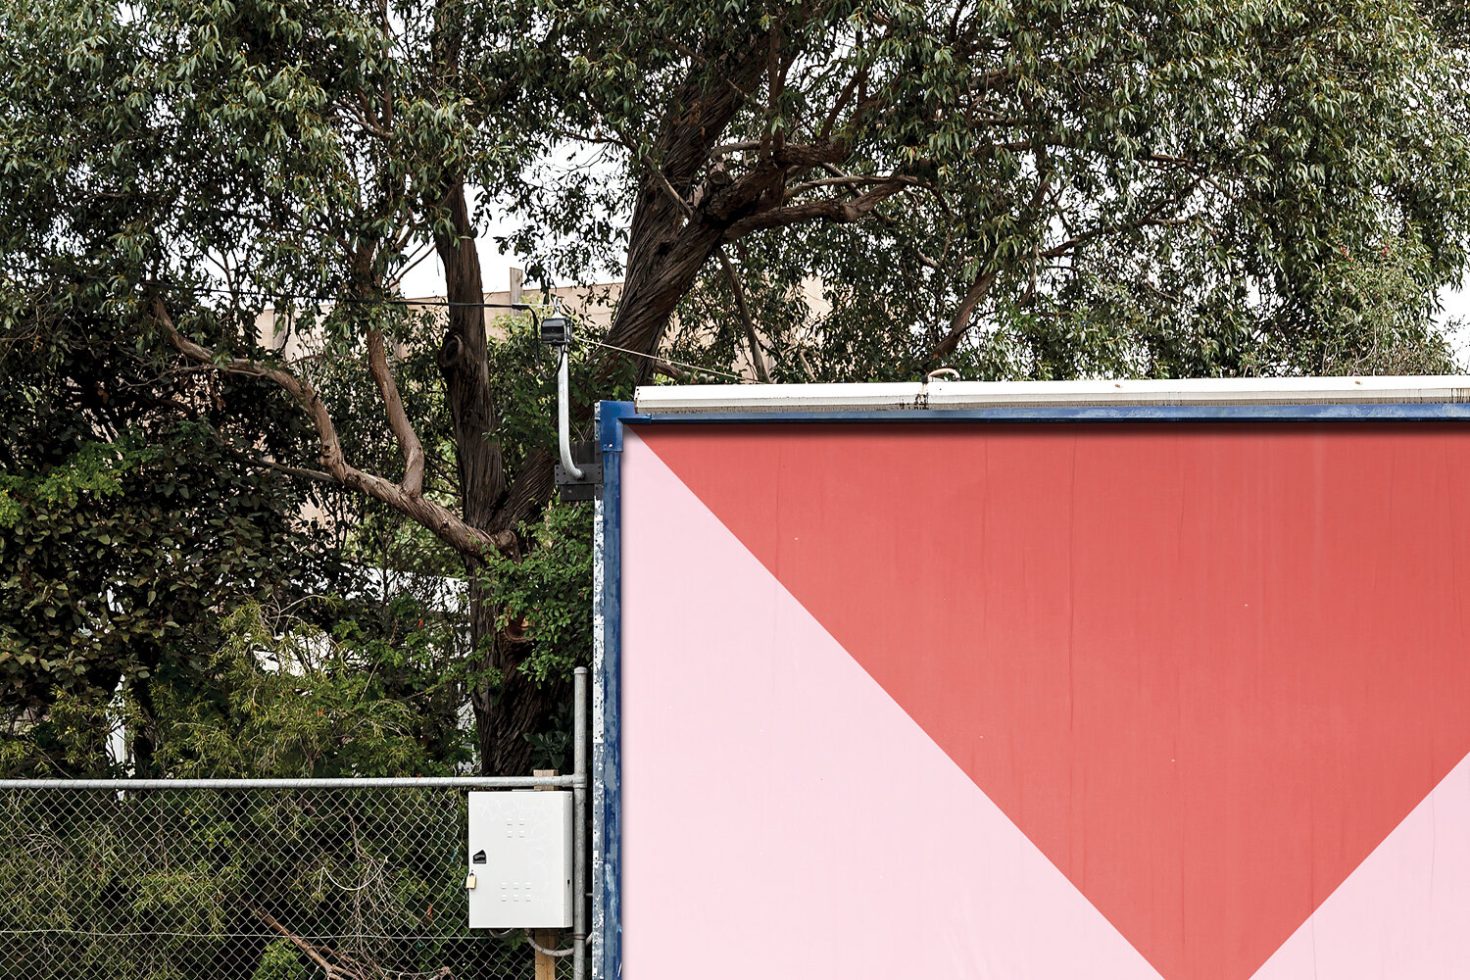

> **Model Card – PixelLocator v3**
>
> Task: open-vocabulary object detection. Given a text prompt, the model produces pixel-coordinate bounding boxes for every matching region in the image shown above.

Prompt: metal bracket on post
[557,440,603,502]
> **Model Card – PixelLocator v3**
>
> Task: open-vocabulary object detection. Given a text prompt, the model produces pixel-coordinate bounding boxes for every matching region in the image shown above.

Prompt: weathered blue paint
[588,396,1470,980]
[592,401,635,980]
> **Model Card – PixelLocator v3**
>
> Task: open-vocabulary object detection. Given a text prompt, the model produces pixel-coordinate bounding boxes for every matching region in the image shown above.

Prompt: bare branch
[765,19,786,159]
[717,248,771,382]
[785,173,924,198]
[1040,212,1192,259]
[246,456,337,485]
[250,905,360,979]
[352,106,392,140]
[151,297,515,561]
[821,65,865,141]
[933,166,1051,360]
[366,328,426,495]
[642,155,695,218]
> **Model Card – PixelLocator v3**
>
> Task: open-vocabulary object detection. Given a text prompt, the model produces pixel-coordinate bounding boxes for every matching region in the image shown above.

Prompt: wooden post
[534,769,558,980]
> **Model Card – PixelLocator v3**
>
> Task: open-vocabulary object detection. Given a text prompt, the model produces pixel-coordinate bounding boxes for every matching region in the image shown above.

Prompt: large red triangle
[635,421,1470,980]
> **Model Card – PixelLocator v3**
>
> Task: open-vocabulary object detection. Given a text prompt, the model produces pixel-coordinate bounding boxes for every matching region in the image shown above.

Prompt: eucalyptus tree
[5,0,1469,775]
[2,0,560,774]
[536,0,1470,382]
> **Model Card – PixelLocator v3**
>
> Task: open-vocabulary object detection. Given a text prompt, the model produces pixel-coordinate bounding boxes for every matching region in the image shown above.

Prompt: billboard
[593,380,1470,979]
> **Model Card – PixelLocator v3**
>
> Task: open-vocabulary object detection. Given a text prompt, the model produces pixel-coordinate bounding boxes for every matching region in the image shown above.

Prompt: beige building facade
[254,268,621,358]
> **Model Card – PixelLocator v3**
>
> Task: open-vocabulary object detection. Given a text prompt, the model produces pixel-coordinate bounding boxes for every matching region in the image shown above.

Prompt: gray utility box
[466,790,573,929]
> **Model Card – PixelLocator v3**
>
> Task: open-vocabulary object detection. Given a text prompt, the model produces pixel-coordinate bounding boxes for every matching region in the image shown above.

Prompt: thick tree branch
[601,31,773,378]
[489,447,556,535]
[724,178,914,239]
[366,328,426,495]
[151,296,347,474]
[932,266,1000,361]
[710,139,763,157]
[150,297,514,560]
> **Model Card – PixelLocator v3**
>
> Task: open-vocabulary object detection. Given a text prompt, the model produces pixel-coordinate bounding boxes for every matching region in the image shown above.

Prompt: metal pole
[574,666,588,980]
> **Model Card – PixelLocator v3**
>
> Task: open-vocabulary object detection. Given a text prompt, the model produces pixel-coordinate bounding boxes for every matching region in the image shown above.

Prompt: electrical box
[466,791,573,929]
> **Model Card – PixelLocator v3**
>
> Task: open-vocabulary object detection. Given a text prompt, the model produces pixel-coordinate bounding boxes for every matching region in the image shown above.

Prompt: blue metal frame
[592,401,635,980]
[589,397,1470,979]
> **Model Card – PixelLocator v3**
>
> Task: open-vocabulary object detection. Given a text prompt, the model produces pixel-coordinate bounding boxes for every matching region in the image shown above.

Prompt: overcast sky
[1438,280,1470,369]
[1442,282,1470,324]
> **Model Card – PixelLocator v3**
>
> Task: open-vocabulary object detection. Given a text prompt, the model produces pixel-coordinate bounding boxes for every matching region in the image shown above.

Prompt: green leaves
[481,501,593,687]
[5,0,1469,782]
[153,602,460,778]
[643,0,1470,383]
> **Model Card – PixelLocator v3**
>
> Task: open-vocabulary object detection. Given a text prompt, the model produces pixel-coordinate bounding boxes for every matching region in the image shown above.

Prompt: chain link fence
[0,781,574,980]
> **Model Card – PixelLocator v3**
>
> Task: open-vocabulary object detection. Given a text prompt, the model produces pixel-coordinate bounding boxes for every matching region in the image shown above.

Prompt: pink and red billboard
[595,382,1470,979]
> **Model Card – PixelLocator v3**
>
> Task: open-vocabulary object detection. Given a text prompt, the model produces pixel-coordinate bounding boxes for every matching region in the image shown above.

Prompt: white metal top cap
[633,376,1470,414]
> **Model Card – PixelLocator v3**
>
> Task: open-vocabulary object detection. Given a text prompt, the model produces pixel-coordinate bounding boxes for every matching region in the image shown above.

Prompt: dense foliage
[2,0,1468,782]
[633,0,1470,381]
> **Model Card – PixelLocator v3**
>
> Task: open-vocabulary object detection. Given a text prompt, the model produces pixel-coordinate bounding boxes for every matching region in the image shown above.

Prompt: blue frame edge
[589,397,1470,979]
[592,400,635,980]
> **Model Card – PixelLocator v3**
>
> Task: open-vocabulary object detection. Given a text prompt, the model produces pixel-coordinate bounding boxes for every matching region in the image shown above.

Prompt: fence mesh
[0,785,568,980]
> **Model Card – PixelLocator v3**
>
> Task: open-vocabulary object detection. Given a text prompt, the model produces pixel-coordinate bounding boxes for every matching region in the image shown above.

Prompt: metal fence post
[574,665,589,980]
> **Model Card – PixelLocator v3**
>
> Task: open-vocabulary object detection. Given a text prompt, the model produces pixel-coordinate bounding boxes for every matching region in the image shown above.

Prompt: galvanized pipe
[573,665,589,980]
[0,776,576,790]
[558,346,584,480]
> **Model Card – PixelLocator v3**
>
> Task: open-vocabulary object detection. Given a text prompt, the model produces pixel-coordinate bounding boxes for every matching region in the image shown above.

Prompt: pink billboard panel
[618,421,1470,979]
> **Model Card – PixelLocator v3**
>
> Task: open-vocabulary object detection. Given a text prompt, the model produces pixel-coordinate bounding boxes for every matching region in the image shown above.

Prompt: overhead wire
[167,281,755,383]
[575,336,750,383]
[182,283,532,310]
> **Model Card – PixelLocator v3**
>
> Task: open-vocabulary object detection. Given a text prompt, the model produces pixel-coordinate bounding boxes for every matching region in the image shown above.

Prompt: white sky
[396,246,515,299]
[1444,286,1470,321]
[1437,282,1470,368]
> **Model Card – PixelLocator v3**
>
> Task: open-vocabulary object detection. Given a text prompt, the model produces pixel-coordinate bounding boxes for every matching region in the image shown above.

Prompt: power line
[210,285,749,381]
[577,336,750,383]
[184,284,533,311]
[11,273,753,383]
[185,283,751,381]
[3,272,539,311]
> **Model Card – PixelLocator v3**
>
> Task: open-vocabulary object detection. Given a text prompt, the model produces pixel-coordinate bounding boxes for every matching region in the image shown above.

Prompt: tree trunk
[605,223,729,384]
[128,669,157,776]
[601,35,772,379]
[433,28,777,771]
[430,0,570,772]
[434,180,529,776]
